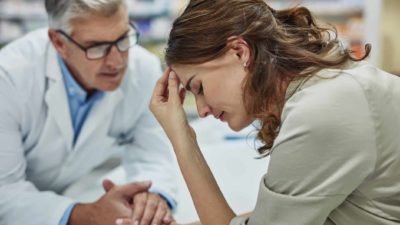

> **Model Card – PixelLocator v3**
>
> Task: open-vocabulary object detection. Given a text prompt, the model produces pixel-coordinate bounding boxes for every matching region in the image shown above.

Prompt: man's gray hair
[45,0,127,33]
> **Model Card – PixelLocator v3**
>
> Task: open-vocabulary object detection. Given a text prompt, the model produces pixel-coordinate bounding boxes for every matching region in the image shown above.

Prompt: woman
[118,0,400,225]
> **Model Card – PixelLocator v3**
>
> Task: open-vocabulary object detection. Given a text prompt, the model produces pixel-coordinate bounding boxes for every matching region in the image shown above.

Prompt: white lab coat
[0,28,177,225]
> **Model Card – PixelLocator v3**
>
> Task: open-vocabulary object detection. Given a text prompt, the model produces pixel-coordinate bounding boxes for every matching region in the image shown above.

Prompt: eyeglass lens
[86,30,138,59]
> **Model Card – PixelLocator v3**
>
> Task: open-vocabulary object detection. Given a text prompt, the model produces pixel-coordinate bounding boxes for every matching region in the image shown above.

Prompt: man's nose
[104,45,124,68]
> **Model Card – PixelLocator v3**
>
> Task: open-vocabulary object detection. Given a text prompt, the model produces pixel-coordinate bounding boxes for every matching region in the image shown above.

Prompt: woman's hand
[150,68,195,143]
[115,218,179,225]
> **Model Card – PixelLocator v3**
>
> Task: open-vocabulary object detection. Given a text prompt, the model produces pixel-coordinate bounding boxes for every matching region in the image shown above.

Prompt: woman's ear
[227,37,251,68]
[48,29,68,58]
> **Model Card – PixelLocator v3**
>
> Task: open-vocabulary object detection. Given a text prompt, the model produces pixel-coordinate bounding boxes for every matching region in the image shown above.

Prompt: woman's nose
[195,96,211,118]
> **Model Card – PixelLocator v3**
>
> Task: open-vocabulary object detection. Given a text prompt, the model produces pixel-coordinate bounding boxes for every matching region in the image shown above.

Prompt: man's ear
[48,29,68,58]
[227,37,251,68]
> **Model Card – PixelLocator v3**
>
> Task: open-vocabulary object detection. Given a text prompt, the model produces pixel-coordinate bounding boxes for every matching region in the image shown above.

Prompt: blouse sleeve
[231,74,377,225]
[229,216,249,225]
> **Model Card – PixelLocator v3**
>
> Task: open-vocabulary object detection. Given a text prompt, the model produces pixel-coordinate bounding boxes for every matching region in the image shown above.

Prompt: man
[0,0,177,225]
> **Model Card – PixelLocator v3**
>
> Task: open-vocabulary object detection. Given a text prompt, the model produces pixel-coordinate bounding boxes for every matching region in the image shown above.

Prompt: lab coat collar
[44,43,124,151]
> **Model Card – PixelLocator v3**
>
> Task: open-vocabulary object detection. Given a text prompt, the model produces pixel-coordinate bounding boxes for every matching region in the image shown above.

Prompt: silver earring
[243,62,247,68]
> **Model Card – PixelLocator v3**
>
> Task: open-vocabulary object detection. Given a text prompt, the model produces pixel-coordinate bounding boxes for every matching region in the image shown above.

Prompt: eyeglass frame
[56,22,140,60]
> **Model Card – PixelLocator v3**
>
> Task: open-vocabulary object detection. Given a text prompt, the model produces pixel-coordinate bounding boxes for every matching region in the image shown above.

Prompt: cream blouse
[230,62,400,225]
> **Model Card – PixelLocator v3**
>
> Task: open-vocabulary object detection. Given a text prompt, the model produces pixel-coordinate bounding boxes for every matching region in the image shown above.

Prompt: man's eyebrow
[83,29,130,46]
[185,75,196,91]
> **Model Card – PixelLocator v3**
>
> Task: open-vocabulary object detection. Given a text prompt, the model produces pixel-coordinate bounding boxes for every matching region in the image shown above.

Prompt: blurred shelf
[0,14,47,21]
[127,0,171,18]
[267,0,369,60]
[313,9,363,21]
[0,1,45,18]
[0,0,178,51]
[140,37,168,45]
[268,0,364,19]
[129,12,170,21]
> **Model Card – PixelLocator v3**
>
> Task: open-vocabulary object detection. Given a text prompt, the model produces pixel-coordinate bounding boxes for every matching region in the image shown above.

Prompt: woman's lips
[218,112,225,121]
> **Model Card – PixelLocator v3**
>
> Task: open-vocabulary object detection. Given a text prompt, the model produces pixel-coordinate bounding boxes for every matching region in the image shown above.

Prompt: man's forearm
[68,203,95,225]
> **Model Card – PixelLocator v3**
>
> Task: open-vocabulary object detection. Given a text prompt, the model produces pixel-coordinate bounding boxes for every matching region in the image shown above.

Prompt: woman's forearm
[172,134,235,225]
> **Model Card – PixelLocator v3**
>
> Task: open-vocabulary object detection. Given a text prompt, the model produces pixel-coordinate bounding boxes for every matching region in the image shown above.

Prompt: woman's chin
[227,120,252,132]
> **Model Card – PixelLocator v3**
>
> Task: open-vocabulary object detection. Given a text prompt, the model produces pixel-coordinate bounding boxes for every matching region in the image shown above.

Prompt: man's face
[59,6,130,92]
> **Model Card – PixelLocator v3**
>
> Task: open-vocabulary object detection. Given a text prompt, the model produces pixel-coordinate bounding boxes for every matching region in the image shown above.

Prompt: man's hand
[105,179,174,225]
[68,180,151,225]
[131,191,173,225]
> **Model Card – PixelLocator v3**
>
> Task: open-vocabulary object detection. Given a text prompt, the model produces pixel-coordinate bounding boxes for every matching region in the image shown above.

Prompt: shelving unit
[379,0,400,75]
[269,0,400,74]
[268,0,378,63]
[0,0,184,55]
[131,0,188,59]
[0,0,46,46]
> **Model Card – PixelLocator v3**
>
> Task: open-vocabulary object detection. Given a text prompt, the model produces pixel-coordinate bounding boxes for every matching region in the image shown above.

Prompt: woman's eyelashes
[189,81,204,95]
[197,83,204,95]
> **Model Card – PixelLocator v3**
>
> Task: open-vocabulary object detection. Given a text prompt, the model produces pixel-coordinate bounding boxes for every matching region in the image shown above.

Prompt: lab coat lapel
[44,46,74,150]
[74,85,124,150]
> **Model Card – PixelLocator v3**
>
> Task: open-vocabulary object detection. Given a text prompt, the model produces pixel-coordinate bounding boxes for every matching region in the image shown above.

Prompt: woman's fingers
[162,209,174,224]
[150,67,190,140]
[131,192,147,225]
[151,68,184,106]
[167,71,181,105]
[115,218,132,225]
[179,88,186,104]
[152,67,172,103]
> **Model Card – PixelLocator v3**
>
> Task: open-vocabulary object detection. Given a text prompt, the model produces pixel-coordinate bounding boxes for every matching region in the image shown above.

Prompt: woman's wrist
[170,126,197,151]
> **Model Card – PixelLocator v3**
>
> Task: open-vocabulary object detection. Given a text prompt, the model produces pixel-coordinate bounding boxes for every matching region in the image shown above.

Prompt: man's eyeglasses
[57,23,139,60]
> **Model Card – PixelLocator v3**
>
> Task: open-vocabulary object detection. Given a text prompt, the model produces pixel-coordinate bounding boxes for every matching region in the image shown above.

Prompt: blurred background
[0,0,399,223]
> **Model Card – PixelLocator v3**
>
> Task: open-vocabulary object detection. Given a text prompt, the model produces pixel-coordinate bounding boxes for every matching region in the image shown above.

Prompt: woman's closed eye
[197,83,204,95]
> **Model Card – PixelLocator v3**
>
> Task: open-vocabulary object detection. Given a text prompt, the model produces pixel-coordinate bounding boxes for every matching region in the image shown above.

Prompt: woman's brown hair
[165,0,370,155]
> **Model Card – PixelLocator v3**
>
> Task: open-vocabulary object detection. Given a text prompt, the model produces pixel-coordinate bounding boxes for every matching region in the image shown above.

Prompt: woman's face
[172,49,254,131]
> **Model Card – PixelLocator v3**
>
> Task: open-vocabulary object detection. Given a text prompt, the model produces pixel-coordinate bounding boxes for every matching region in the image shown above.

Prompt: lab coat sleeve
[121,54,179,204]
[121,109,179,206]
[0,69,74,225]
